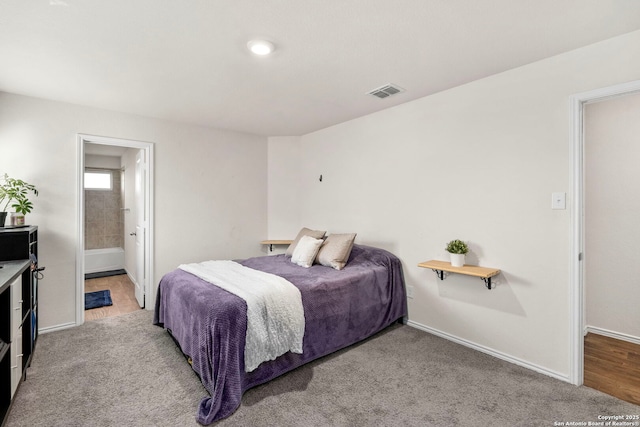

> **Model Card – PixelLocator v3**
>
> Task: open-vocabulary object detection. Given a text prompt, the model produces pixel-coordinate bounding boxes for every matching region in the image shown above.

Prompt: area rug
[84,290,113,310]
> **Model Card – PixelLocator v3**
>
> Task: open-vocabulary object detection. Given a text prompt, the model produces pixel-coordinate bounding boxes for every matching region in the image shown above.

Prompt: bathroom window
[84,170,112,190]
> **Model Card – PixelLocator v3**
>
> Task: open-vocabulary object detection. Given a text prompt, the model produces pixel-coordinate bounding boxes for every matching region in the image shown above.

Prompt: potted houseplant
[445,239,468,267]
[0,173,39,227]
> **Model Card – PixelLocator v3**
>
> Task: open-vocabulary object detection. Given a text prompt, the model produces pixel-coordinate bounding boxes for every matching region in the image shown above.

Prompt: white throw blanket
[179,260,305,372]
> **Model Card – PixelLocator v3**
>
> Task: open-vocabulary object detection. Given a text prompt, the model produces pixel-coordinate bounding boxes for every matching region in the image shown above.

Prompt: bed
[153,244,407,424]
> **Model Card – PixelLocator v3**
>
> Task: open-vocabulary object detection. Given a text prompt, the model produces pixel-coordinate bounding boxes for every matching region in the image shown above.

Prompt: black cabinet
[0,259,30,427]
[0,226,38,427]
[0,226,38,370]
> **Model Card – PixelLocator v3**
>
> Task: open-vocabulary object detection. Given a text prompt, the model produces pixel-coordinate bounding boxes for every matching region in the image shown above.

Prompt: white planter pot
[450,253,465,267]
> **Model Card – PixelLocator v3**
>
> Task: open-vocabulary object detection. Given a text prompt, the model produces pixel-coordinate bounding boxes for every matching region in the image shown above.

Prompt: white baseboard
[126,270,137,288]
[39,321,76,335]
[584,326,640,346]
[125,270,138,298]
[406,320,570,383]
[125,271,149,310]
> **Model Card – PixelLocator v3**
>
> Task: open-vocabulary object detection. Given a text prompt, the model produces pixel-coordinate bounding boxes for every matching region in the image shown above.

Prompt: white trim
[38,322,76,334]
[76,139,85,325]
[569,93,585,386]
[407,320,569,383]
[569,79,640,386]
[76,134,155,328]
[585,326,640,347]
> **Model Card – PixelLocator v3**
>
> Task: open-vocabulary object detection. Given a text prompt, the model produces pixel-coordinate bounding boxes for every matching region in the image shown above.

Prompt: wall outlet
[407,285,414,298]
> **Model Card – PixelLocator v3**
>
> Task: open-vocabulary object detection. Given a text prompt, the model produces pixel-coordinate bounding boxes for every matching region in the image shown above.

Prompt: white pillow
[291,235,323,268]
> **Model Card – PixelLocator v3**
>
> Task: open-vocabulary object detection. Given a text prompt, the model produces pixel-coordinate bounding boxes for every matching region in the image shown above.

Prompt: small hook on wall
[319,174,323,182]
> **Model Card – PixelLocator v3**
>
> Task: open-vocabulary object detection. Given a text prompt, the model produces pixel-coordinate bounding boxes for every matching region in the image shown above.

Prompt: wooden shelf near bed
[418,260,500,290]
[260,240,293,252]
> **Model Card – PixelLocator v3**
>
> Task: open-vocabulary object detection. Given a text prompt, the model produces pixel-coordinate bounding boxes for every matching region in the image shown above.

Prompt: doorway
[76,134,155,326]
[581,92,640,404]
[569,80,640,385]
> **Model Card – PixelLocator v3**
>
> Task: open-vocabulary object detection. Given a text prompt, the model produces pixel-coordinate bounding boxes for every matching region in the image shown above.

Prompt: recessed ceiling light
[247,40,275,56]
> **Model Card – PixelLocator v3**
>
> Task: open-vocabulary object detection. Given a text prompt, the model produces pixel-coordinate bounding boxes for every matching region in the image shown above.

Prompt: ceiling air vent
[367,83,405,99]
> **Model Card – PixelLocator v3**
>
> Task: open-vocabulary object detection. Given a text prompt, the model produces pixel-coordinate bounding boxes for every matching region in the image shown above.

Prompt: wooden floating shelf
[260,240,293,252]
[418,260,501,290]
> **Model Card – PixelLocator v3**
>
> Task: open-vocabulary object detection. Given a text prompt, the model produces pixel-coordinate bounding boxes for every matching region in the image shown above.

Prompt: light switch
[551,192,566,210]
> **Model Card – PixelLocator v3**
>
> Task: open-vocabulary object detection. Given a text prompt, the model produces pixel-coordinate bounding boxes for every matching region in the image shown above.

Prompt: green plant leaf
[0,173,38,214]
[445,239,469,254]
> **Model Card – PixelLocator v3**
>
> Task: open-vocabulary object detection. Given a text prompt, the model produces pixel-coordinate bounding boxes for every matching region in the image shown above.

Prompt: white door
[134,149,146,308]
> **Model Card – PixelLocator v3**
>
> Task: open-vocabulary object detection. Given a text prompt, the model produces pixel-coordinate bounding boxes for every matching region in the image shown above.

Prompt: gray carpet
[6,310,639,427]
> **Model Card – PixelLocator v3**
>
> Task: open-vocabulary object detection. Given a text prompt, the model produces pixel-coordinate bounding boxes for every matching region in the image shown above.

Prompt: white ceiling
[1,0,640,136]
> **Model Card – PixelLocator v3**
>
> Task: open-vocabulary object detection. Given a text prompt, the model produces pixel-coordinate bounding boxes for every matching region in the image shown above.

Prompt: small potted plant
[0,173,39,227]
[445,239,468,267]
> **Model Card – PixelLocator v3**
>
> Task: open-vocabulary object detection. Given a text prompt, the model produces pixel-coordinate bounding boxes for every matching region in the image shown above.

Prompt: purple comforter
[153,244,407,424]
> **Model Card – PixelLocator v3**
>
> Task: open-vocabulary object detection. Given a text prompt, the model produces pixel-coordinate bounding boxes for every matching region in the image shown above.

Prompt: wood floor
[85,273,141,321]
[584,332,640,405]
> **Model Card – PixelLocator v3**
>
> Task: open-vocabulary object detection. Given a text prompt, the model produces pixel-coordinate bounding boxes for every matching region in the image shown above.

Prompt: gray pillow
[285,227,327,257]
[316,233,357,270]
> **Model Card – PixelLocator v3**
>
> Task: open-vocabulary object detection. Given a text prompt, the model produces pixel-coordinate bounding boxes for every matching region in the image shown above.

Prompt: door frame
[76,134,155,326]
[569,79,640,385]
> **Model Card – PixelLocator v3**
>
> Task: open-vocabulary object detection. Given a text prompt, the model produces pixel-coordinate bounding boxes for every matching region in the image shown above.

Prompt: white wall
[85,154,120,169]
[266,136,302,254]
[585,93,640,340]
[269,30,640,379]
[0,92,268,329]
